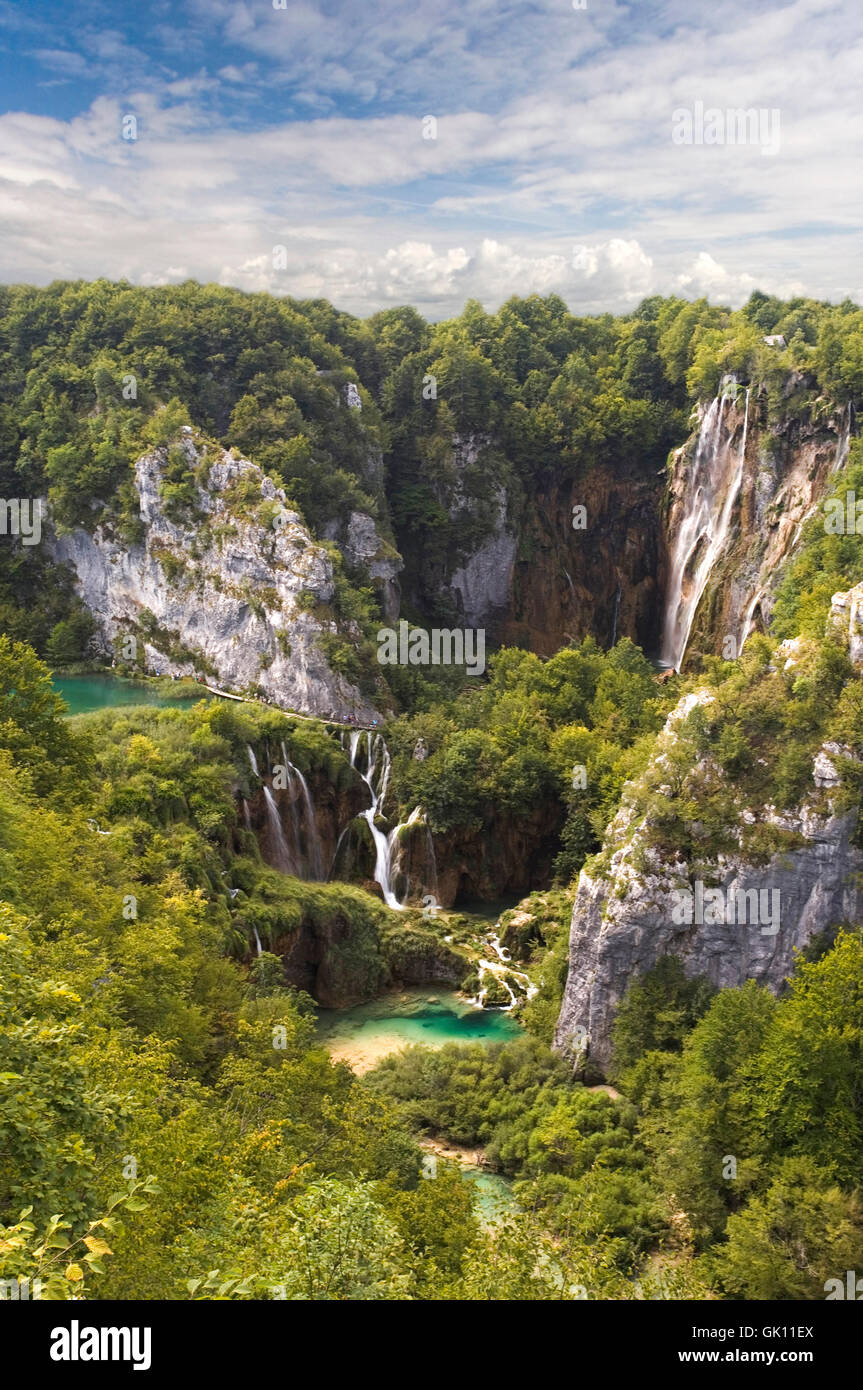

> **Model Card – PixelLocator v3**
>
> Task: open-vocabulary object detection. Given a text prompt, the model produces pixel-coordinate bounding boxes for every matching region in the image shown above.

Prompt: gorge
[5,280,863,1305]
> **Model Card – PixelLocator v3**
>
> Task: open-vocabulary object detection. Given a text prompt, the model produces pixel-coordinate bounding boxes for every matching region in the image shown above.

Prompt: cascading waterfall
[425,822,439,900]
[347,731,432,910]
[661,383,750,671]
[250,743,295,873]
[472,924,538,1011]
[282,741,325,881]
[350,732,405,909]
[263,786,297,874]
[246,740,327,881]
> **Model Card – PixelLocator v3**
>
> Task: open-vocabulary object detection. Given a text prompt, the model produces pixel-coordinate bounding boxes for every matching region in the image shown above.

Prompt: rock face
[448,483,517,628]
[49,436,378,720]
[666,386,853,664]
[322,508,403,622]
[554,689,863,1076]
[397,429,666,654]
[829,581,863,666]
[500,468,665,656]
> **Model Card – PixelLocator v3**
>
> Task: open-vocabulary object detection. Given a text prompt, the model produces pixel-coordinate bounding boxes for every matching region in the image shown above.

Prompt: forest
[1,281,862,1301]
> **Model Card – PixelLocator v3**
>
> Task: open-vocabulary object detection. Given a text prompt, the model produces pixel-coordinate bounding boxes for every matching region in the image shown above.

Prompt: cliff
[49,434,379,721]
[554,592,863,1075]
[663,381,852,668]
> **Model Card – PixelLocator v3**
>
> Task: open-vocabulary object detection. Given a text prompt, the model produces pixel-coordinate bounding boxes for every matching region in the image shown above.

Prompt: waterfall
[425,822,439,899]
[263,785,297,874]
[662,384,750,671]
[247,745,259,777]
[470,922,538,1011]
[329,823,352,879]
[242,798,252,830]
[830,400,853,477]
[347,731,404,909]
[252,925,263,957]
[610,580,621,647]
[286,749,325,880]
[278,741,325,882]
[739,587,766,650]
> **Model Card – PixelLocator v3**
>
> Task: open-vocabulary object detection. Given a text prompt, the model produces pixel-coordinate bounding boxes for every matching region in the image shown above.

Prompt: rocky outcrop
[829,581,863,665]
[448,484,517,628]
[49,435,379,721]
[554,686,863,1076]
[271,906,468,1006]
[322,509,403,622]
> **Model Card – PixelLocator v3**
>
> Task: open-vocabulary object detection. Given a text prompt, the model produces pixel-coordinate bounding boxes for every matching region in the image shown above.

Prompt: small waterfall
[348,731,404,910]
[263,785,297,874]
[470,923,538,1011]
[252,925,263,957]
[329,822,352,879]
[242,798,252,830]
[278,741,325,882]
[739,587,766,650]
[610,580,621,647]
[425,822,439,900]
[282,741,324,881]
[662,384,750,671]
[830,401,853,477]
[247,745,259,777]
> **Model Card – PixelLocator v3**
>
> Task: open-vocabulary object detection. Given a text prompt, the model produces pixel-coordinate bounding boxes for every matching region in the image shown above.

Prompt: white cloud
[0,0,860,316]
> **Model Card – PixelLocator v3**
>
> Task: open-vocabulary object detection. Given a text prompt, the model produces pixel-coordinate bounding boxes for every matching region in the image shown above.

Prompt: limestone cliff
[664,381,853,667]
[554,596,863,1075]
[49,433,379,720]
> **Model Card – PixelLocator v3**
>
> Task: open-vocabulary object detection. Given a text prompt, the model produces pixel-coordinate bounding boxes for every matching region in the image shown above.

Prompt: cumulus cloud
[0,0,860,316]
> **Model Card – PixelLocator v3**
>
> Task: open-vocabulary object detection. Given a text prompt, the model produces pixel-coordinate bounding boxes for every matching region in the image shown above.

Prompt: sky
[0,0,861,320]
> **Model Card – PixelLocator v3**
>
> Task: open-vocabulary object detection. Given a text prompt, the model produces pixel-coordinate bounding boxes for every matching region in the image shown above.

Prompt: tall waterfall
[662,383,750,671]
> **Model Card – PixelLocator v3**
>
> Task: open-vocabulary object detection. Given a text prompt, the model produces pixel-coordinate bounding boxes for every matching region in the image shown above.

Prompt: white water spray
[662,384,750,670]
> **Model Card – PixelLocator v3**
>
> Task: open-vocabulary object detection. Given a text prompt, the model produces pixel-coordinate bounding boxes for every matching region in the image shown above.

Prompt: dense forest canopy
[1,280,862,1302]
[3,279,863,656]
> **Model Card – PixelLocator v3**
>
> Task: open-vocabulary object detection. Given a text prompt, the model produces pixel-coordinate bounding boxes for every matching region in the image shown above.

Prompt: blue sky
[0,0,860,317]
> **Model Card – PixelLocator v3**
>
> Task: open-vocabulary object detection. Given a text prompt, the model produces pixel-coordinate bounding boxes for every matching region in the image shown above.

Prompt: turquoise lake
[53,674,208,716]
[316,987,523,1073]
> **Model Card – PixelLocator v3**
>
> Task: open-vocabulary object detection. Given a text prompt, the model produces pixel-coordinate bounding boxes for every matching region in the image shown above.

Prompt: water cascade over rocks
[472,926,537,1010]
[279,742,325,881]
[348,730,407,909]
[247,743,326,881]
[662,381,750,670]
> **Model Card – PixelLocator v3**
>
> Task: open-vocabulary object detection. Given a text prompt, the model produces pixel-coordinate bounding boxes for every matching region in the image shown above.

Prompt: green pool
[53,674,206,716]
[316,987,522,1073]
